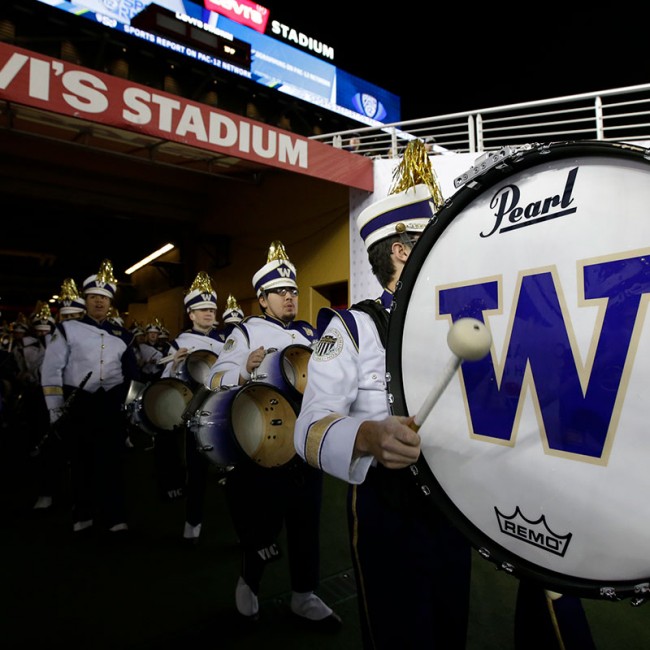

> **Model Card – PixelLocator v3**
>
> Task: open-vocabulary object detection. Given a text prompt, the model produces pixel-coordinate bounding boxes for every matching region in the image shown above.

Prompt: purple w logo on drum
[438,250,650,463]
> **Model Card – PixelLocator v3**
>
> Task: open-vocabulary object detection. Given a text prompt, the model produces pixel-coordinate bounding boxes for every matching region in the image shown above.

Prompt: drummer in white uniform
[295,141,472,648]
[207,241,341,628]
[157,272,224,543]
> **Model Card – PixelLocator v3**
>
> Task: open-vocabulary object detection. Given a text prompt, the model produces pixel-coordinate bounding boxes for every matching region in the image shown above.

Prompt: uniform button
[371,373,378,380]
[100,360,104,364]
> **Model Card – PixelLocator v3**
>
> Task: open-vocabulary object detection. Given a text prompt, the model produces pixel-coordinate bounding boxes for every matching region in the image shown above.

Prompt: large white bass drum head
[386,141,650,601]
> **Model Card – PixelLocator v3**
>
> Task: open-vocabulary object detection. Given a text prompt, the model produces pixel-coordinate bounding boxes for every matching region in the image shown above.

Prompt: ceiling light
[125,243,175,275]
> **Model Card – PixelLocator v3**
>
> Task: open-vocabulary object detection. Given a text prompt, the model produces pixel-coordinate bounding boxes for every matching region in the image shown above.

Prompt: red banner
[0,42,373,191]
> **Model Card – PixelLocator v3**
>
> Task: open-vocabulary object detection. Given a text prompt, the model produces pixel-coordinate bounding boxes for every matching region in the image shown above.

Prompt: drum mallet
[411,318,492,432]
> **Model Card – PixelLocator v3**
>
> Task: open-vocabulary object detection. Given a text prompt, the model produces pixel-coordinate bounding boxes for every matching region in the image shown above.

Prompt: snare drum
[251,344,313,404]
[188,382,298,469]
[174,349,219,387]
[387,141,650,601]
[124,378,194,436]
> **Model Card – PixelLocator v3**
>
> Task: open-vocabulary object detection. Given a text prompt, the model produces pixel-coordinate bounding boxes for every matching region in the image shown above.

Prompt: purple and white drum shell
[124,378,193,436]
[189,382,298,469]
[142,378,194,433]
[189,386,247,468]
[387,142,650,599]
[251,344,313,404]
[175,349,219,387]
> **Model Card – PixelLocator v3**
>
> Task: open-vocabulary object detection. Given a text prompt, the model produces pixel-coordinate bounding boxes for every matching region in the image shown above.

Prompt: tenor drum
[174,349,219,387]
[188,383,298,469]
[251,344,313,404]
[124,378,194,436]
[386,141,650,601]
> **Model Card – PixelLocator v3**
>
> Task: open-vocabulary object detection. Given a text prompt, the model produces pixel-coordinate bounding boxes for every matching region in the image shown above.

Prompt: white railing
[310,83,650,156]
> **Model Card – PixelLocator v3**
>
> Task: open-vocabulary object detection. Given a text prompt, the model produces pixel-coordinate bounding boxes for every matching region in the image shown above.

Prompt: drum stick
[411,318,492,432]
[157,347,195,365]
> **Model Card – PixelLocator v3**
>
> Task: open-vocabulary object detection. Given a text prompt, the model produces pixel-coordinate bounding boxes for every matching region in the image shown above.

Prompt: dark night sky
[261,5,649,121]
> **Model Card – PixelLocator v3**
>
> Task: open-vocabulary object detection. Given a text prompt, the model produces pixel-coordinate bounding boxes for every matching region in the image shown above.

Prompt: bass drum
[124,378,194,436]
[251,344,313,405]
[188,382,298,469]
[386,141,650,601]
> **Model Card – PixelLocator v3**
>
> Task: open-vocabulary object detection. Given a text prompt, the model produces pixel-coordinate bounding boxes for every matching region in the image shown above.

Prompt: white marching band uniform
[208,315,315,388]
[42,318,131,415]
[161,329,224,379]
[294,291,392,484]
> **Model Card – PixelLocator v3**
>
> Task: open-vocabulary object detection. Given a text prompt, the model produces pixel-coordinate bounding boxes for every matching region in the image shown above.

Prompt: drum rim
[386,140,650,600]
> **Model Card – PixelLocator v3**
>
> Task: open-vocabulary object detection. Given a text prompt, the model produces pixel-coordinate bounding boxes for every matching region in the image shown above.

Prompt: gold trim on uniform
[305,413,345,468]
[42,385,64,396]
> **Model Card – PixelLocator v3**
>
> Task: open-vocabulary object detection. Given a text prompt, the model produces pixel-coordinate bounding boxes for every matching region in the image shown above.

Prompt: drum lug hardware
[500,561,515,574]
[387,392,394,405]
[631,583,650,605]
[599,586,621,601]
[409,464,419,476]
[477,547,490,560]
[420,485,430,497]
[270,418,283,426]
[453,146,516,189]
[201,444,214,452]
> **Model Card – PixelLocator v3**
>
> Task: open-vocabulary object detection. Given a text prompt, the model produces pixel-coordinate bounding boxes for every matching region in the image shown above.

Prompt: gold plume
[187,271,215,294]
[225,294,240,310]
[34,302,52,322]
[267,240,290,263]
[59,278,81,301]
[389,139,444,210]
[96,259,117,284]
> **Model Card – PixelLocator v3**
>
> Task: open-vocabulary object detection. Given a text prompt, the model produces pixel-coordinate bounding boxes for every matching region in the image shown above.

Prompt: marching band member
[41,260,141,537]
[207,242,341,627]
[157,272,223,543]
[57,278,86,322]
[156,323,171,356]
[27,303,61,509]
[295,140,595,650]
[216,293,244,342]
[33,280,85,510]
[9,307,53,465]
[295,141,471,648]
[139,319,164,382]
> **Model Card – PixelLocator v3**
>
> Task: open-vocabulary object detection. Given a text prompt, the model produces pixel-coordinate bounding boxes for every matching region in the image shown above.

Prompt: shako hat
[356,139,444,250]
[58,278,86,315]
[83,259,117,298]
[130,320,145,337]
[32,302,55,331]
[184,272,218,312]
[107,306,124,327]
[145,318,163,333]
[252,241,297,297]
[222,294,244,323]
